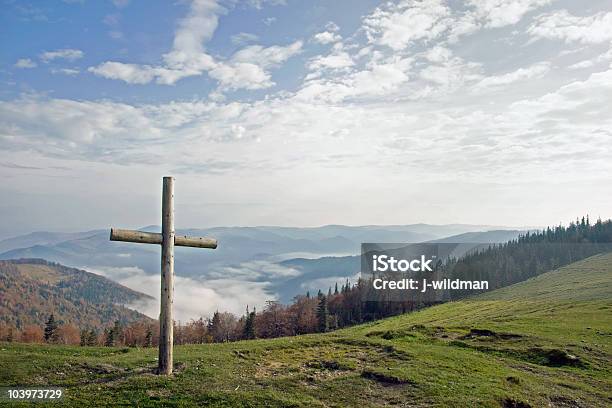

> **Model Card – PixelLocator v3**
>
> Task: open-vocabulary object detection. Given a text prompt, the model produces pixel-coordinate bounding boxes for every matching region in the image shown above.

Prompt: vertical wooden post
[159,176,175,375]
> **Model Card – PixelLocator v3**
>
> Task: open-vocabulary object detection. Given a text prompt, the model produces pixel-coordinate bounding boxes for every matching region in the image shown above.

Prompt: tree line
[1,217,610,347]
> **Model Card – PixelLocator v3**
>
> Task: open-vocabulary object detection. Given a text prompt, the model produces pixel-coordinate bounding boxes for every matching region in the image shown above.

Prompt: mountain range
[0,224,530,309]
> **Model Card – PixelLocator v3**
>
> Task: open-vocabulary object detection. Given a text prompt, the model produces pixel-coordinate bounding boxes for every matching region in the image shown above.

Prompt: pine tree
[44,314,58,343]
[80,329,88,346]
[104,327,115,347]
[316,293,329,333]
[87,329,97,346]
[112,320,123,346]
[209,311,222,342]
[242,306,256,340]
[145,327,153,347]
[334,282,339,295]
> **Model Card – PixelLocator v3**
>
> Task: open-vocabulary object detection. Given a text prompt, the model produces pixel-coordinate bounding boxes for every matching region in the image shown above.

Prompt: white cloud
[467,0,552,28]
[474,62,550,90]
[231,41,303,68]
[447,13,480,42]
[40,48,84,63]
[308,51,354,72]
[209,41,302,90]
[51,68,80,76]
[2,65,612,234]
[208,63,272,90]
[161,0,222,69]
[231,32,259,45]
[529,10,612,44]
[568,46,612,70]
[247,0,287,10]
[90,0,222,85]
[88,265,272,320]
[15,58,37,68]
[297,56,413,102]
[362,0,552,48]
[263,16,276,26]
[423,45,453,63]
[364,0,451,50]
[510,68,612,115]
[89,62,158,84]
[313,31,341,45]
[418,48,482,92]
[88,0,301,90]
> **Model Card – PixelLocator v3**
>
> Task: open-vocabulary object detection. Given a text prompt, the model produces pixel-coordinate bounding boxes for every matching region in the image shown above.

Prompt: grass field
[1,253,611,407]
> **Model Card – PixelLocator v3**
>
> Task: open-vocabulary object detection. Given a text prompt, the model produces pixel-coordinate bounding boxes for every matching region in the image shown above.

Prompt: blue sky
[2,0,381,103]
[1,0,612,237]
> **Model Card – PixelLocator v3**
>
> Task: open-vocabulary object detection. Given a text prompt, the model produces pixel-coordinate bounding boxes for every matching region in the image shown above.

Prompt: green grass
[1,253,611,407]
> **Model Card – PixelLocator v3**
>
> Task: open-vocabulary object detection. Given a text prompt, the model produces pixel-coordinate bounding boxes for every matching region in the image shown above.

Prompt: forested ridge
[0,259,152,343]
[446,216,612,293]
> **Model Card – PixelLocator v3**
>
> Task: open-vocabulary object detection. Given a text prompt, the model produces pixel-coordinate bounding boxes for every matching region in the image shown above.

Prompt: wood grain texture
[110,228,217,249]
[159,176,174,375]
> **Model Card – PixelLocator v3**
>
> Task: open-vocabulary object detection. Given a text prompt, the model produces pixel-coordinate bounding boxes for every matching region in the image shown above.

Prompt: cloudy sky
[1,0,612,238]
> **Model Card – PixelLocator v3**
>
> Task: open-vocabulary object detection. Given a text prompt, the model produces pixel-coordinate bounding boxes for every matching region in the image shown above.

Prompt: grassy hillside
[1,253,611,407]
[0,259,153,329]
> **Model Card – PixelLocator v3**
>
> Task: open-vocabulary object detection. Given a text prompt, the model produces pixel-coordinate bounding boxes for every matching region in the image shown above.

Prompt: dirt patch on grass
[447,341,584,368]
[524,348,583,367]
[548,395,585,407]
[254,360,287,379]
[506,376,520,384]
[366,330,417,340]
[305,359,352,371]
[78,362,126,375]
[501,397,532,408]
[461,328,523,340]
[361,369,415,385]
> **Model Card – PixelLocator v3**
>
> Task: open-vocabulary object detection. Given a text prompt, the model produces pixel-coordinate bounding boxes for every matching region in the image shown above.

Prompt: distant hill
[0,224,526,270]
[0,230,104,254]
[428,229,526,243]
[0,225,529,303]
[0,259,153,329]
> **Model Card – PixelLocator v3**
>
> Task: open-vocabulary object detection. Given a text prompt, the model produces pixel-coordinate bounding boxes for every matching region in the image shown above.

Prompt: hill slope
[1,253,610,407]
[0,259,153,329]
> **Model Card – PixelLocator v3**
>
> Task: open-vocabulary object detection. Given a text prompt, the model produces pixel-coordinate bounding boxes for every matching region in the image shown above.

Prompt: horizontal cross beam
[110,228,218,249]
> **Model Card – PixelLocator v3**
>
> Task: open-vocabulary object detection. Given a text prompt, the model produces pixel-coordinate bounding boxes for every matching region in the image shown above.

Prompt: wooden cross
[109,176,217,375]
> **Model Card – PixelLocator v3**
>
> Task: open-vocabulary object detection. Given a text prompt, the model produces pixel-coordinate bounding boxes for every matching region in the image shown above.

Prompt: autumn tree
[257,301,290,338]
[21,325,43,343]
[288,295,317,334]
[56,324,80,345]
[209,311,238,342]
